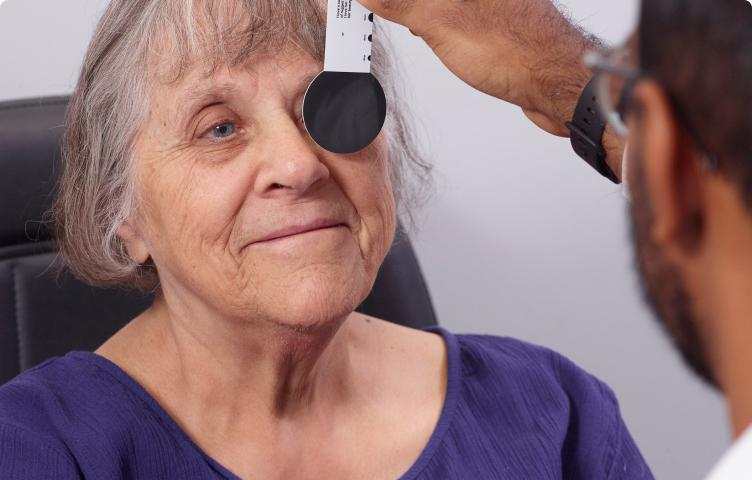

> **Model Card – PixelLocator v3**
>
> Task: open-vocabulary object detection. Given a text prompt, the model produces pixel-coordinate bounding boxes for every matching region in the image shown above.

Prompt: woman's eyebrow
[177,84,241,129]
[292,71,319,107]
[300,72,318,93]
[175,71,319,129]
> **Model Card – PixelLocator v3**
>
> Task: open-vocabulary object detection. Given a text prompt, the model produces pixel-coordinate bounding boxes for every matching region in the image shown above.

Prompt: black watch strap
[565,77,620,184]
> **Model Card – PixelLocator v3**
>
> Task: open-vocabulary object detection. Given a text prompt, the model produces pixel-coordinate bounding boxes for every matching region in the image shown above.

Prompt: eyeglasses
[584,44,719,171]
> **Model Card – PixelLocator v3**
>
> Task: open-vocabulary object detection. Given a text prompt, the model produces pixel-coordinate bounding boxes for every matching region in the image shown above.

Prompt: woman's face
[127,44,396,328]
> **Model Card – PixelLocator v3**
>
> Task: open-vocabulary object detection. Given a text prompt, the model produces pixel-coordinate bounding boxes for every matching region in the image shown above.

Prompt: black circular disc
[302,71,387,154]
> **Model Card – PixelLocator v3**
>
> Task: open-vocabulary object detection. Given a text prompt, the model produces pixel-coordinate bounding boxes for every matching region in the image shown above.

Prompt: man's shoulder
[705,424,752,479]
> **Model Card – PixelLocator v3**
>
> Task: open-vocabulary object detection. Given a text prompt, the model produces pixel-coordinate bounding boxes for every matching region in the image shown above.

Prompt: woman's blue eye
[210,122,236,139]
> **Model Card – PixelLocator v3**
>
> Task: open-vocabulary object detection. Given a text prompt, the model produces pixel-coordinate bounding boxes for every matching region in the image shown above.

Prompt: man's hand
[360,0,624,177]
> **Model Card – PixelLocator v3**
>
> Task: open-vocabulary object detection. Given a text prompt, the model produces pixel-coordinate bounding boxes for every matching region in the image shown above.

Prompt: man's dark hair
[639,0,752,206]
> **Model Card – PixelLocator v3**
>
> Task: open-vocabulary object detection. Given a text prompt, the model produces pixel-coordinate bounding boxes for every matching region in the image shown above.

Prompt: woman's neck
[100,291,362,438]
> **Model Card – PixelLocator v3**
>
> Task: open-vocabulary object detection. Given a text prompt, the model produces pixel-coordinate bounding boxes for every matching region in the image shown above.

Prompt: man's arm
[360,0,625,179]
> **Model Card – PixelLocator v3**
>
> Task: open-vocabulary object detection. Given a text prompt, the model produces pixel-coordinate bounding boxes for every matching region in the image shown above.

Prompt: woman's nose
[253,115,331,198]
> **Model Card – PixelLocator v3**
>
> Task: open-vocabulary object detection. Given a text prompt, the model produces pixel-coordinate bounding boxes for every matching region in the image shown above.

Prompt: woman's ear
[632,80,705,257]
[117,221,150,264]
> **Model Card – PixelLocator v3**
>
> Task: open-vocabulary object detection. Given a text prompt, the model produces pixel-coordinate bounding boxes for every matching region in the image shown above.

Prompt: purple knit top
[0,326,653,479]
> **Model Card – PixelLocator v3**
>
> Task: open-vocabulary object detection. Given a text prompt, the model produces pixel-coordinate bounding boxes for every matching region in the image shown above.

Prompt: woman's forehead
[144,0,325,86]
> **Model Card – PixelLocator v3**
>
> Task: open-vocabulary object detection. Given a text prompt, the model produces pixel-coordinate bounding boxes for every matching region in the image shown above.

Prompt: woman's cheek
[363,177,397,270]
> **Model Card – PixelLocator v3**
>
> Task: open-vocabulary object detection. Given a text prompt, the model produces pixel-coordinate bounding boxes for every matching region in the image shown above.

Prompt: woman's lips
[251,223,347,245]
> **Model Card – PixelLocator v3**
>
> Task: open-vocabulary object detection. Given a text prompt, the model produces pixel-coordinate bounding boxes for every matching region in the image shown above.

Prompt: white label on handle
[324,0,374,73]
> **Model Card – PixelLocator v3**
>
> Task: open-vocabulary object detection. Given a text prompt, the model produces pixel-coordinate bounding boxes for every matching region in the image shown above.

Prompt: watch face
[302,71,387,154]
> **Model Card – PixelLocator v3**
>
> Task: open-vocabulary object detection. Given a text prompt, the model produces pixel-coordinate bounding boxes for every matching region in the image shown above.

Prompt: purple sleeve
[0,423,81,479]
[552,351,653,480]
[601,387,654,480]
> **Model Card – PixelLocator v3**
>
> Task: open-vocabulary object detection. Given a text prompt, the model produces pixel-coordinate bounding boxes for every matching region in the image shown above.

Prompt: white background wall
[0,1,729,478]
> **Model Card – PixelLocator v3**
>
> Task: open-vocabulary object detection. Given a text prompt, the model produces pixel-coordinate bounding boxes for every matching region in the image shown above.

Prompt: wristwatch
[565,77,620,184]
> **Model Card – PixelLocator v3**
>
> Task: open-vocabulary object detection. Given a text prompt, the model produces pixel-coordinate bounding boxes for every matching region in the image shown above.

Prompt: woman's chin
[281,288,361,328]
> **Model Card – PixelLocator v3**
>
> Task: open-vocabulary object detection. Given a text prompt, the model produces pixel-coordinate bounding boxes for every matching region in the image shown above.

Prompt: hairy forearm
[519,20,625,180]
[358,0,626,179]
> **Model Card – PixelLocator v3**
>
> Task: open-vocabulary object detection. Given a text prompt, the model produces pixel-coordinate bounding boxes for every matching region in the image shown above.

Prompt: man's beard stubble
[627,140,719,388]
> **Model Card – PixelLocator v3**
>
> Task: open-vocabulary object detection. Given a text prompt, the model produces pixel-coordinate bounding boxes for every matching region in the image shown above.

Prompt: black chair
[0,96,438,386]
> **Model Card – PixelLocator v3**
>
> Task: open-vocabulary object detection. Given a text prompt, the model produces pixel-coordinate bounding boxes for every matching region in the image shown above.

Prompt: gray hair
[53,0,434,291]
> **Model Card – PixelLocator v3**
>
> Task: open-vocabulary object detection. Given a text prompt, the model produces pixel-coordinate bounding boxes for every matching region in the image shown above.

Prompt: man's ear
[633,80,705,256]
[117,221,150,264]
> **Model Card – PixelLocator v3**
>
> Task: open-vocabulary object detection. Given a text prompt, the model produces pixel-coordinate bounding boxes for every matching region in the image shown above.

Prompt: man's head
[626,0,752,388]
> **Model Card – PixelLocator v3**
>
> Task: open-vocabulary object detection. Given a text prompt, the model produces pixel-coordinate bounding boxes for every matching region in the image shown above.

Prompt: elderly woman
[0,0,652,479]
